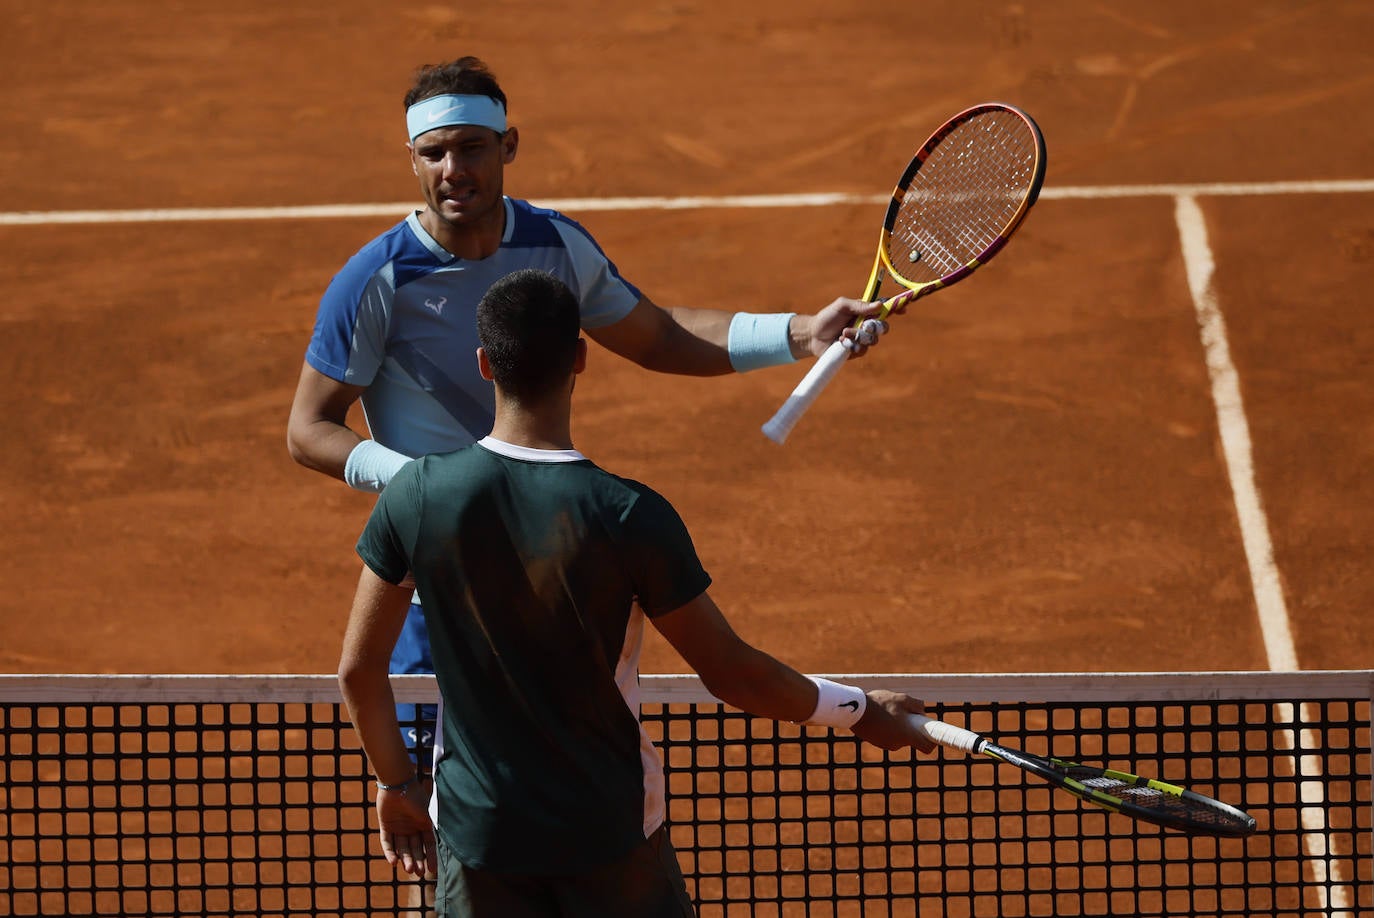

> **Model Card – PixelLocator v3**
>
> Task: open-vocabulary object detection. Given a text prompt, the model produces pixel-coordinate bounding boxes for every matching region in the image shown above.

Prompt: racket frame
[873,102,1047,318]
[981,741,1258,837]
[910,713,1257,838]
[762,102,1046,444]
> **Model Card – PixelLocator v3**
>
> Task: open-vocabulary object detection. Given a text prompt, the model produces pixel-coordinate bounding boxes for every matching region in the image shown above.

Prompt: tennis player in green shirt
[338,268,933,917]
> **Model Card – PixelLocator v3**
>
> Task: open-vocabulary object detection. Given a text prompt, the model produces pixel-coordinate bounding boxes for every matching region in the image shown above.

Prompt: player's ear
[572,338,588,375]
[500,126,519,164]
[476,347,495,381]
[406,142,418,176]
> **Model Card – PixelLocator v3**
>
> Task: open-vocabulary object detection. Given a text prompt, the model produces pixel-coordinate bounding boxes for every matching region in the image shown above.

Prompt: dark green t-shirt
[356,438,711,874]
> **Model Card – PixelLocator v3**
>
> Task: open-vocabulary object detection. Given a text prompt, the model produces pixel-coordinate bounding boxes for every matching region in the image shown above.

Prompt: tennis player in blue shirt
[291,55,893,774]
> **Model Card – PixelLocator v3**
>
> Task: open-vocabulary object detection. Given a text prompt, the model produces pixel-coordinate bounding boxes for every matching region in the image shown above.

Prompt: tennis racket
[762,103,1047,444]
[909,713,1257,837]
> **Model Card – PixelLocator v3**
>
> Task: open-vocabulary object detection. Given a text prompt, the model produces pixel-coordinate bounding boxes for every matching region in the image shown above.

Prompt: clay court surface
[2,2,1371,680]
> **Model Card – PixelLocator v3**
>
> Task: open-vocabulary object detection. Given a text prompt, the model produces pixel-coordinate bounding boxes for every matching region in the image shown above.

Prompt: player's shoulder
[412,443,488,474]
[330,213,448,293]
[342,216,418,268]
[506,197,596,247]
[507,196,566,222]
[507,455,663,510]
[384,446,483,502]
[599,470,682,519]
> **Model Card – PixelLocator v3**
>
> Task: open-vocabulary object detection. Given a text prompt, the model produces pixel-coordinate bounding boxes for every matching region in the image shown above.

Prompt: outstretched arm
[650,592,933,752]
[586,295,892,377]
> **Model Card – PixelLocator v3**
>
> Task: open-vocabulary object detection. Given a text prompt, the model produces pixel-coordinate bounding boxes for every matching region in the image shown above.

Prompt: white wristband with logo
[804,677,867,729]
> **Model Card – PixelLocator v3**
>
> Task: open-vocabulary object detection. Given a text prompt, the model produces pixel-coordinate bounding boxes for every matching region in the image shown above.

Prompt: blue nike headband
[406,94,507,141]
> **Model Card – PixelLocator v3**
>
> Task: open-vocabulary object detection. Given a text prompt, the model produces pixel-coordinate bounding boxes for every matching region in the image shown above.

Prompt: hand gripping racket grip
[762,290,913,444]
[761,339,851,443]
[905,713,985,754]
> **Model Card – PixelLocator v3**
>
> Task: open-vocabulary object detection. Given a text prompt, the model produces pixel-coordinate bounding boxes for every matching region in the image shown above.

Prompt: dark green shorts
[434,826,695,918]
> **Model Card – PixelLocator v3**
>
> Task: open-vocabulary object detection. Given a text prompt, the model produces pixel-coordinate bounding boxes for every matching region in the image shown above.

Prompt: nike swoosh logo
[840,700,859,711]
[426,104,463,123]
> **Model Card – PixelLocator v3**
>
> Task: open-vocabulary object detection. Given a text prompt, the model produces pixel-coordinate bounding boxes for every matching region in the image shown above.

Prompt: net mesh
[1,673,1369,917]
[888,108,1041,284]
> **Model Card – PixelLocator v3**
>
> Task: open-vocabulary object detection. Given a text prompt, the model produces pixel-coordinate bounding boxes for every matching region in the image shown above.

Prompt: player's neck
[419,204,505,261]
[488,397,574,452]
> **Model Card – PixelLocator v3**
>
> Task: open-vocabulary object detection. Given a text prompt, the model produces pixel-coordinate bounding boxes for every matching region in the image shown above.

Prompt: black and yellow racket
[910,713,1257,837]
[763,103,1047,443]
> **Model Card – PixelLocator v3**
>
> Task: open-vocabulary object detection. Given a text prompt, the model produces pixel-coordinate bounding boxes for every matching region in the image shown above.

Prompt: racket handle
[761,339,850,444]
[906,713,984,754]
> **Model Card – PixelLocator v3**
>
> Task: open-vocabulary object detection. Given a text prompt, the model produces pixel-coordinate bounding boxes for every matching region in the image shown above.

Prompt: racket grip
[906,714,983,753]
[761,339,850,444]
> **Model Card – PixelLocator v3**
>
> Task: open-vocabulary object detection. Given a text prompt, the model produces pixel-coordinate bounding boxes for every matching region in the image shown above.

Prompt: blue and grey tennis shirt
[307,198,642,459]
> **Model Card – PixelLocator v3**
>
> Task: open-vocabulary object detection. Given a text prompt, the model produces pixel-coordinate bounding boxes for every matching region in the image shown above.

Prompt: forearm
[592,299,801,377]
[667,306,804,373]
[339,666,416,786]
[659,305,856,371]
[696,643,818,723]
[286,364,406,491]
[654,595,927,748]
[286,405,409,493]
[286,416,363,481]
[339,566,422,784]
[584,292,891,378]
[287,364,372,481]
[650,306,735,375]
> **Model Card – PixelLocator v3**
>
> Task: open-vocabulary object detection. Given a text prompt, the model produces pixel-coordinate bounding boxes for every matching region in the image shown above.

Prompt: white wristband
[727,312,798,372]
[804,677,867,729]
[343,440,412,493]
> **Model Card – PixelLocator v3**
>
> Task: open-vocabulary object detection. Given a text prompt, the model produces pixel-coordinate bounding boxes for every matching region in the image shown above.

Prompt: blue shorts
[392,602,436,771]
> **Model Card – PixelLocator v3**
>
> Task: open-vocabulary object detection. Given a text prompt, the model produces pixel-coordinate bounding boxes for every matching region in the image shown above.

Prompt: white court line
[1173,194,1296,671]
[0,193,877,225]
[3,178,1374,225]
[1174,194,1355,915]
[1272,700,1358,917]
[1042,178,1374,200]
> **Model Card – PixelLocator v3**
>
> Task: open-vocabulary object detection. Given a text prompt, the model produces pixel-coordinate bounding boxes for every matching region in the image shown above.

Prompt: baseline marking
[3,179,1373,226]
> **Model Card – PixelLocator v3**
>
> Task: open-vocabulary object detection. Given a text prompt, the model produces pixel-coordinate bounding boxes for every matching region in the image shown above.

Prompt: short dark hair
[404,56,508,112]
[477,270,581,401]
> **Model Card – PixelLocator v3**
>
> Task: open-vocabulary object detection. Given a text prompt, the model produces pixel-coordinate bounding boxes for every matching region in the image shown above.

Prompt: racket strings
[1125,791,1252,832]
[1064,766,1253,832]
[887,111,1040,285]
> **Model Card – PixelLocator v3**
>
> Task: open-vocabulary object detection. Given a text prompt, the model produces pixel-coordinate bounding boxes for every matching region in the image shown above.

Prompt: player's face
[409,125,518,229]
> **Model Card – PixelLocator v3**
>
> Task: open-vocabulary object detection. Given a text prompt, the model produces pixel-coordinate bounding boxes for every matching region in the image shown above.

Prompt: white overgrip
[906,713,983,754]
[760,338,851,444]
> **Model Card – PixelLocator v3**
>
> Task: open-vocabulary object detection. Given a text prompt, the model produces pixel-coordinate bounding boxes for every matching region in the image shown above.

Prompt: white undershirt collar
[477,435,586,463]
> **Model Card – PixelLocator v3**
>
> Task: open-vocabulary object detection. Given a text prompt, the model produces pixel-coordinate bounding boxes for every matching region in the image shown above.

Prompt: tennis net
[1,671,1369,917]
